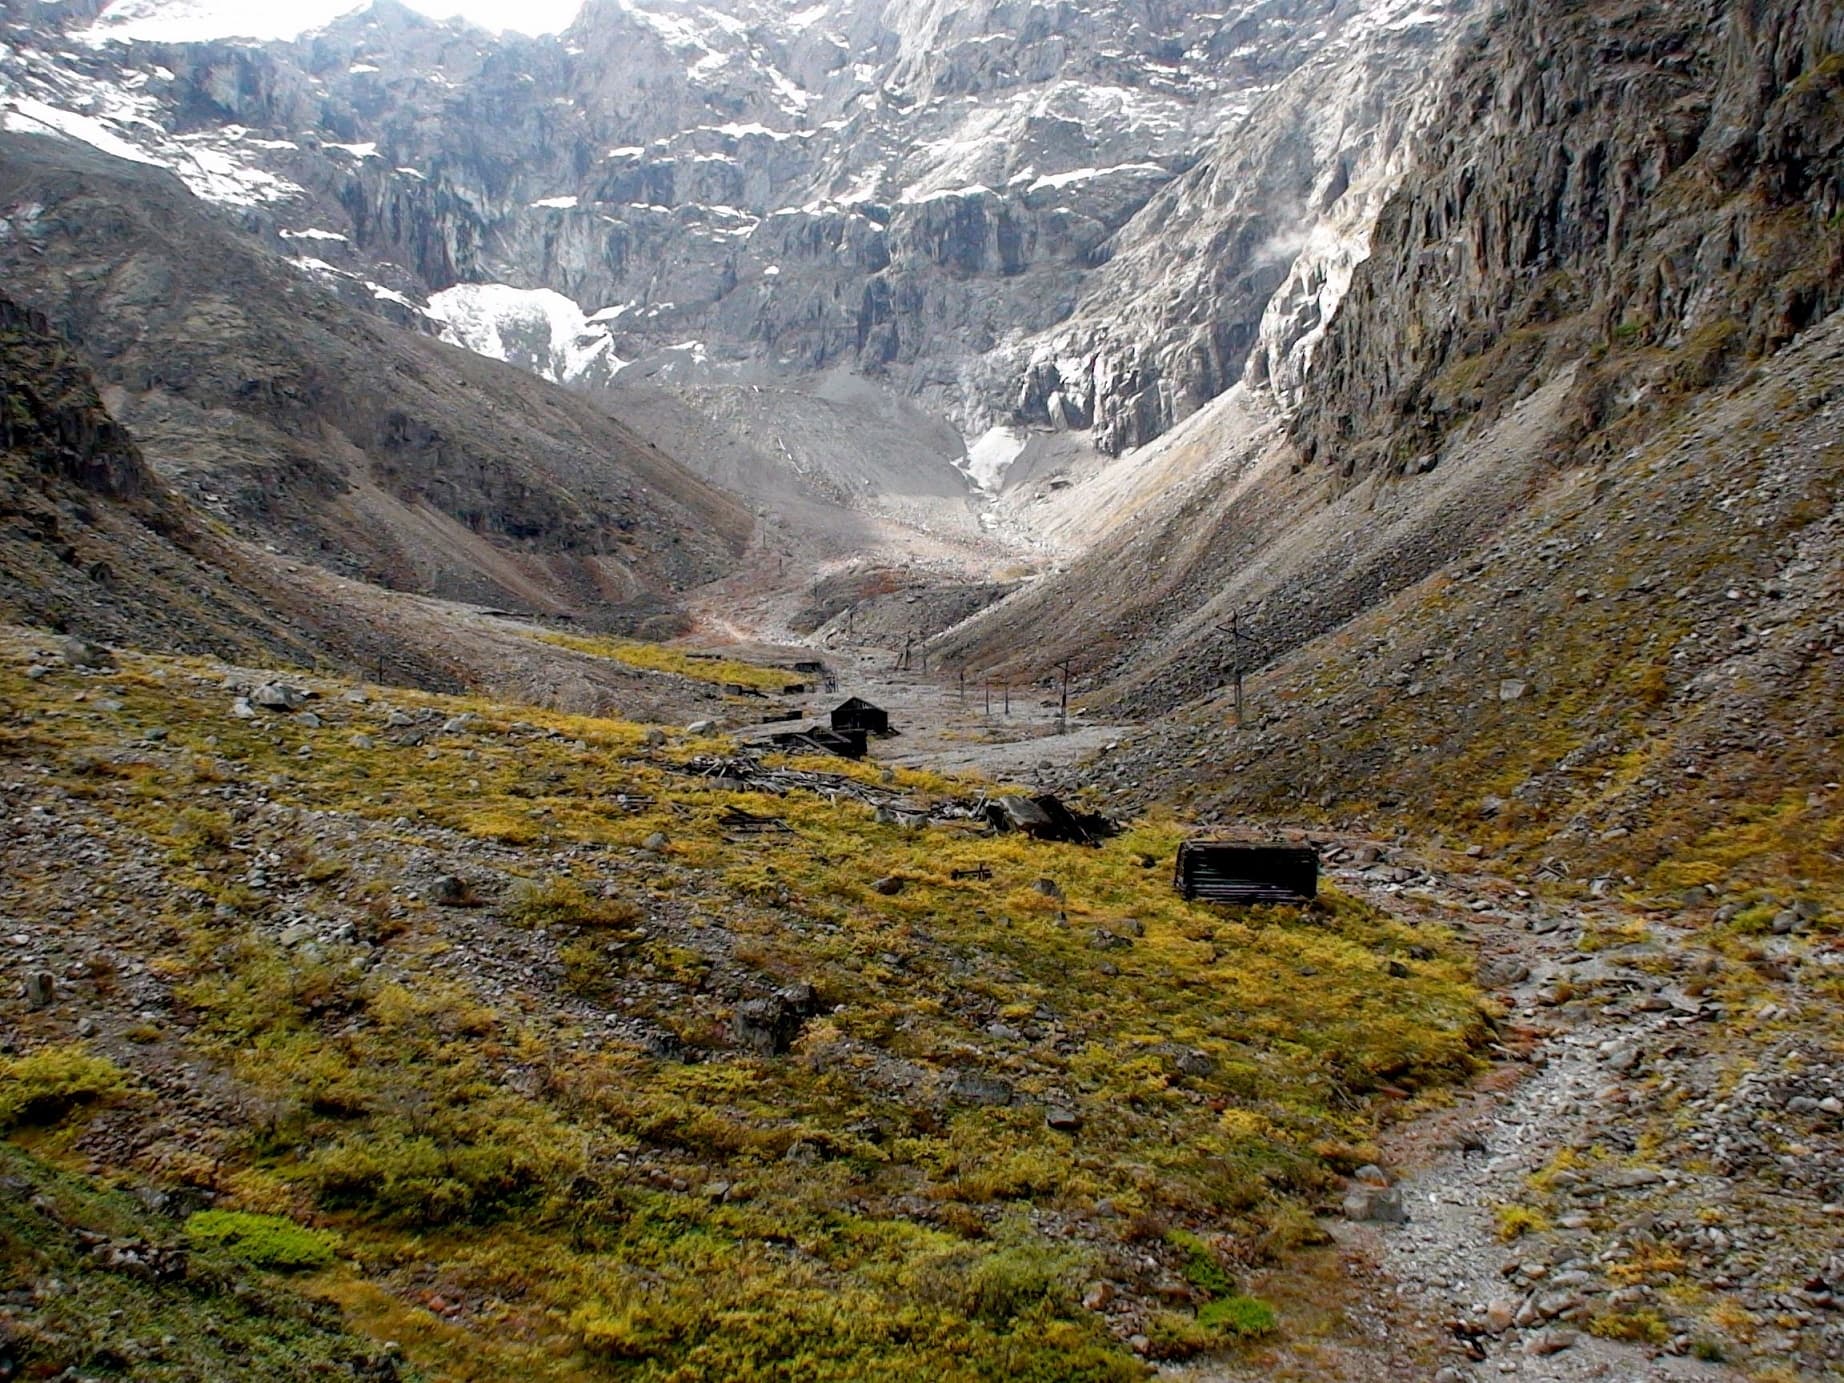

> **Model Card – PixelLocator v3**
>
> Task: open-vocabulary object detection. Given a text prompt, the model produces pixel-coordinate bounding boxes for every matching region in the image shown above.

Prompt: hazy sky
[88,0,589,41]
[401,0,585,32]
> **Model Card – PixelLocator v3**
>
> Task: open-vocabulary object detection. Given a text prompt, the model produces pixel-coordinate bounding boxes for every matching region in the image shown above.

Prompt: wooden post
[1053,657,1075,735]
[959,669,966,704]
[984,681,991,716]
[1217,611,1246,728]
[1003,684,1010,717]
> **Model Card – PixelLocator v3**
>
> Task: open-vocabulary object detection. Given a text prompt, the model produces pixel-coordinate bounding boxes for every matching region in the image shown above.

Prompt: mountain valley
[2,0,1842,1379]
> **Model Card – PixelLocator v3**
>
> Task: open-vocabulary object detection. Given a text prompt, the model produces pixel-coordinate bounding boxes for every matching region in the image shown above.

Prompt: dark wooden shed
[1173,841,1318,904]
[831,696,890,735]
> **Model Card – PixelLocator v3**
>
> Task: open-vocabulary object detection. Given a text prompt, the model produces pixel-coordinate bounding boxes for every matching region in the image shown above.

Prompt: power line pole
[1052,657,1077,735]
[1215,612,1245,727]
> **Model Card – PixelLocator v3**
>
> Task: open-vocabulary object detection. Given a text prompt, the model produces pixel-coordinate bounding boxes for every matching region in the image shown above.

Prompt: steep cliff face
[1292,0,1844,478]
[2,0,1477,466]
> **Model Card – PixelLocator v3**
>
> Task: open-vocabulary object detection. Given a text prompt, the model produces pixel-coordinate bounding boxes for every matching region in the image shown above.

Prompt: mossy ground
[537,632,810,694]
[0,632,1488,1380]
[0,1141,408,1380]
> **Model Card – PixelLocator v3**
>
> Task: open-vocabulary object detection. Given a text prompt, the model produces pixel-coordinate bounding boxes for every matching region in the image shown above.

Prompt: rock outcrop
[1292,0,1844,478]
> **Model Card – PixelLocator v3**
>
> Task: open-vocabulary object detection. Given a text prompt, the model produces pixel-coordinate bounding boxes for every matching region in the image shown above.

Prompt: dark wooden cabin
[830,696,890,735]
[1173,841,1318,904]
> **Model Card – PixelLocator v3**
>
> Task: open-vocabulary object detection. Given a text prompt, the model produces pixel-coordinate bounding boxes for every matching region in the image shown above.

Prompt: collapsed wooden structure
[984,793,1116,846]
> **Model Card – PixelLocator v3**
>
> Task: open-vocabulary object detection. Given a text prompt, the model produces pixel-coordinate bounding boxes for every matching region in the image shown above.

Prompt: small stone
[1498,679,1528,702]
[1610,1167,1663,1189]
[1174,1049,1215,1077]
[1478,957,1531,986]
[442,715,473,734]
[643,727,668,747]
[1046,1105,1083,1132]
[229,697,257,720]
[1343,1185,1407,1224]
[1353,1164,1391,1187]
[641,832,670,853]
[297,711,322,728]
[386,710,414,728]
[948,1070,1014,1107]
[431,875,472,907]
[1770,910,1802,935]
[1524,1329,1578,1357]
[25,665,50,680]
[1485,1299,1517,1333]
[1033,878,1063,899]
[349,733,375,750]
[872,875,905,896]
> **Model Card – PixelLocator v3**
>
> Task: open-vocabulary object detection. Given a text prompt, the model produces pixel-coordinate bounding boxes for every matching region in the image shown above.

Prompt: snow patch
[1025,161,1165,194]
[963,426,1029,493]
[426,283,629,386]
[78,0,367,45]
[530,194,579,209]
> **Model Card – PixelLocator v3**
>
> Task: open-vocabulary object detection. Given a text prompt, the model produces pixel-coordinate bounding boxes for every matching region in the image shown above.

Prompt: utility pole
[1216,611,1245,728]
[1052,657,1077,735]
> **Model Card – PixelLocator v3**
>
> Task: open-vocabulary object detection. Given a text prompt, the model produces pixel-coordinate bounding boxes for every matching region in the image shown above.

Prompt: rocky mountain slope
[935,0,1843,903]
[0,130,754,627]
[1,0,1480,483]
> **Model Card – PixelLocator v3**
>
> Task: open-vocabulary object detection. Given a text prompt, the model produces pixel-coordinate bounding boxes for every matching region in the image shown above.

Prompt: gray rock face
[3,0,1478,462]
[1292,0,1844,479]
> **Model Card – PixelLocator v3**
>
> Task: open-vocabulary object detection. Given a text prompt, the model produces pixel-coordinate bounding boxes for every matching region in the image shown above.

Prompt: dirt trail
[1175,842,1811,1383]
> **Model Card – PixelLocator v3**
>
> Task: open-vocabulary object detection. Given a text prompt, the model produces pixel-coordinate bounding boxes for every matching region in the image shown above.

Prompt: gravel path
[1162,843,1841,1382]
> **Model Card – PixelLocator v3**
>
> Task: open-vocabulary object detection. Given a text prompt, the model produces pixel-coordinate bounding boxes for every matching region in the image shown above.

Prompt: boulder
[250,682,308,711]
[1343,1183,1408,1224]
[58,637,113,669]
[734,998,798,1055]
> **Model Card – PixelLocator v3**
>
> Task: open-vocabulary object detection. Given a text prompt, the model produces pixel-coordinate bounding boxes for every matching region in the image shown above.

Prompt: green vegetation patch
[0,1043,130,1130]
[183,1209,339,1270]
[538,631,805,692]
[0,644,1491,1381]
